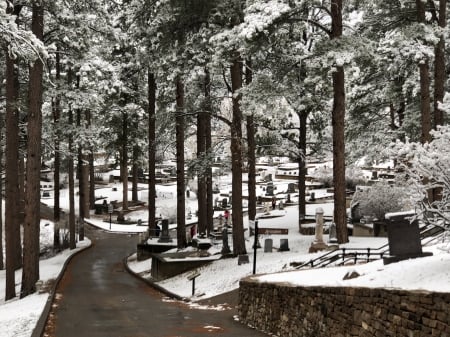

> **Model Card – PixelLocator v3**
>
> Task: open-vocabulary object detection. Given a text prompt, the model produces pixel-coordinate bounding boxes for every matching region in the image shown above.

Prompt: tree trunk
[122,113,129,210]
[67,69,76,250]
[4,4,23,300]
[176,77,187,248]
[298,111,307,232]
[76,108,85,240]
[230,55,246,255]
[0,129,3,270]
[197,79,207,236]
[197,74,210,234]
[53,48,61,251]
[87,110,96,210]
[148,71,157,235]
[245,59,256,223]
[132,147,138,202]
[204,69,214,235]
[433,0,446,128]
[331,0,348,244]
[417,0,432,144]
[21,2,44,298]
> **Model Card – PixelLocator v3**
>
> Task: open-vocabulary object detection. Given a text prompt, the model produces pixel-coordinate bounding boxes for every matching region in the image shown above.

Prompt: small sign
[187,271,200,281]
[108,204,113,214]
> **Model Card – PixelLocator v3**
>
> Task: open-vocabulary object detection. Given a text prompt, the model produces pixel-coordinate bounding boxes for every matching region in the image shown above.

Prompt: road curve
[42,225,267,337]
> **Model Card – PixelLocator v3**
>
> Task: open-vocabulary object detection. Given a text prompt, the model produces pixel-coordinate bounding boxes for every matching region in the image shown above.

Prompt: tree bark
[197,95,207,235]
[204,69,214,235]
[176,77,187,248]
[245,59,256,223]
[132,146,139,202]
[298,111,307,232]
[416,0,432,144]
[53,47,61,250]
[4,3,23,300]
[122,113,129,210]
[76,107,85,240]
[433,0,446,128]
[21,2,44,297]
[331,0,348,244]
[87,110,96,210]
[67,69,76,250]
[148,71,157,235]
[230,55,246,255]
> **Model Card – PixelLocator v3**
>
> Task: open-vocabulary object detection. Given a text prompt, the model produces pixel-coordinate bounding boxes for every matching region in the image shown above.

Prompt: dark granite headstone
[266,182,274,196]
[279,238,290,252]
[287,183,296,193]
[264,239,273,253]
[383,212,432,265]
[158,219,173,243]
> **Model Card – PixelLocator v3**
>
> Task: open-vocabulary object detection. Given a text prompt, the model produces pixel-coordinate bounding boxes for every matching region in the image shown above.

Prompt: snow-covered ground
[1,170,450,336]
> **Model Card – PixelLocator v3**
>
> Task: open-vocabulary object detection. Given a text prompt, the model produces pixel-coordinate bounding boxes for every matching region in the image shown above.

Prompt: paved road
[43,225,267,337]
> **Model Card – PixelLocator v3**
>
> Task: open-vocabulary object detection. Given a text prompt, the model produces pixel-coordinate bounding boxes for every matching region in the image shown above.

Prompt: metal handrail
[294,223,445,270]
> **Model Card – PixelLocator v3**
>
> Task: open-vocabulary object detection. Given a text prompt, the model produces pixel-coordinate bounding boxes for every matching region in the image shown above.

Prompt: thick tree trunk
[176,78,187,248]
[417,0,432,144]
[204,69,214,234]
[21,2,44,298]
[87,110,96,210]
[298,111,307,232]
[122,113,129,210]
[4,4,23,300]
[148,71,157,235]
[53,48,61,250]
[245,59,256,223]
[230,56,246,255]
[433,0,446,128]
[331,0,348,244]
[197,102,207,236]
[76,108,85,240]
[0,133,3,270]
[5,42,21,301]
[67,69,76,250]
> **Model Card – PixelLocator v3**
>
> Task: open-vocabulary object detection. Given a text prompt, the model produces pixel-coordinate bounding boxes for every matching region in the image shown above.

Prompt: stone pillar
[309,207,328,253]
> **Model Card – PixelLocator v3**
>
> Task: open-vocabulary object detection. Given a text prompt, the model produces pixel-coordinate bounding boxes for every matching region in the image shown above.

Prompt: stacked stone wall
[239,278,450,337]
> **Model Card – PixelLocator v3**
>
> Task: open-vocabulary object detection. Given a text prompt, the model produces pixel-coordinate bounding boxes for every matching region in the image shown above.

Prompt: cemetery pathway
[42,224,267,337]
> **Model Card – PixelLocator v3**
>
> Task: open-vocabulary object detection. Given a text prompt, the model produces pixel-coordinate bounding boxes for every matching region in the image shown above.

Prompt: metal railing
[293,224,446,270]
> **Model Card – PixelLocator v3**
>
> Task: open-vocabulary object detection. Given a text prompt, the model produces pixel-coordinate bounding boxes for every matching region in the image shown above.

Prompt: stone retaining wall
[239,277,450,337]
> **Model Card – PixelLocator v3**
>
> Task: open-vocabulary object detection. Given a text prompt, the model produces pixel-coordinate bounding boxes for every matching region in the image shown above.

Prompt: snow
[2,169,450,336]
[0,220,91,337]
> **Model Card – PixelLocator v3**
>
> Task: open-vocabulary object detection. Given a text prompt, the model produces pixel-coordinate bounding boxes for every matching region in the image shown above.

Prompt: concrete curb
[31,242,93,337]
[123,254,188,302]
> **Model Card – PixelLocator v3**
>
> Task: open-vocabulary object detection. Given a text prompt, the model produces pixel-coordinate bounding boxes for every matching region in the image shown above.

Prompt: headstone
[221,198,228,209]
[279,239,290,251]
[286,194,291,203]
[309,192,316,201]
[328,222,338,244]
[372,171,378,179]
[266,182,274,196]
[383,212,432,264]
[265,173,272,182]
[221,227,231,255]
[309,207,328,253]
[158,219,173,243]
[238,254,249,265]
[287,183,296,193]
[264,239,273,253]
[278,200,284,210]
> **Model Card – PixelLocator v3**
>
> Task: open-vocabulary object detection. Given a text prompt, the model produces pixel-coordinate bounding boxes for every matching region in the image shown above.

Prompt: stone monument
[309,207,328,253]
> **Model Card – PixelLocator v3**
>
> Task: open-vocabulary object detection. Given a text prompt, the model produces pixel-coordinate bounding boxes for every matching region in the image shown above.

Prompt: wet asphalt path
[44,225,267,337]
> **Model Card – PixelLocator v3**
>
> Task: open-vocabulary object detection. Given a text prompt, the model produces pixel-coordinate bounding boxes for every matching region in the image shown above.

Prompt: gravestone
[264,239,273,253]
[238,254,249,265]
[158,219,173,243]
[266,182,274,196]
[287,183,296,194]
[279,239,290,251]
[221,227,231,255]
[383,212,432,265]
